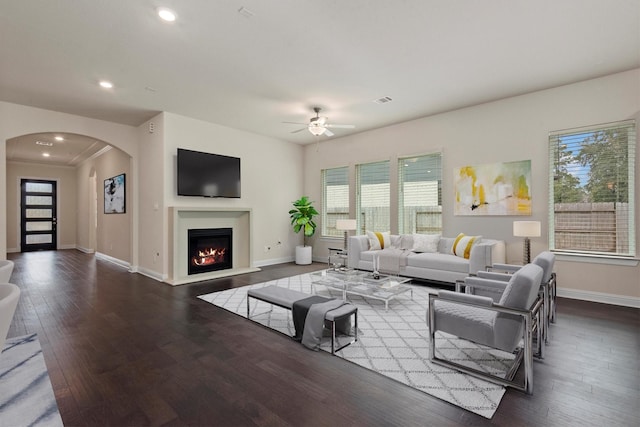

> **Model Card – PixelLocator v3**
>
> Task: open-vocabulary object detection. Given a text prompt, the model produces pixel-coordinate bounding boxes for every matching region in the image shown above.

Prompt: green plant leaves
[289,196,318,242]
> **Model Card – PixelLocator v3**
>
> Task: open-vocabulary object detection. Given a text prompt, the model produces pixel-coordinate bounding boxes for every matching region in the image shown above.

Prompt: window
[356,161,390,233]
[549,120,636,257]
[398,153,442,234]
[321,166,349,237]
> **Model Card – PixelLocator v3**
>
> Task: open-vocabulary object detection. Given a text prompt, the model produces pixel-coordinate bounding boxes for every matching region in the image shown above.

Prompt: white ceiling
[1,0,639,163]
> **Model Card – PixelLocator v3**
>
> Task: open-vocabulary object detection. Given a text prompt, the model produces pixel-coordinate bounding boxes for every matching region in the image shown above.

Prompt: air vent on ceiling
[374,96,393,104]
[238,6,254,18]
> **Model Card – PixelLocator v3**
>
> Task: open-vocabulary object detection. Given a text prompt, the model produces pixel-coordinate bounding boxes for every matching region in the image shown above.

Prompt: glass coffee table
[310,269,413,311]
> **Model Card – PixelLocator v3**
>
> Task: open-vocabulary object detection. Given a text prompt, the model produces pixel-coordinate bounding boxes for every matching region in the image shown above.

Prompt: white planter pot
[295,245,312,265]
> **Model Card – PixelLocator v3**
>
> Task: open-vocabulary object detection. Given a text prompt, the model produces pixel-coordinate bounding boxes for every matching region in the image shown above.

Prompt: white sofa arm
[469,242,493,275]
[348,235,369,268]
[468,240,505,274]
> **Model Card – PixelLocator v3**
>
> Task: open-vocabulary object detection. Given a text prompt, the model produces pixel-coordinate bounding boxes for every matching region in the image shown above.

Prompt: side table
[328,247,348,269]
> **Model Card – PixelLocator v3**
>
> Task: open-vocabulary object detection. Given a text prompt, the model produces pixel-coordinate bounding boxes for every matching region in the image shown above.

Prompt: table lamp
[513,221,541,264]
[336,219,357,250]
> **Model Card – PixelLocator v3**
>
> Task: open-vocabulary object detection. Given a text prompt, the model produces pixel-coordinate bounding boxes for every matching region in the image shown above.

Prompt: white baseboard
[95,252,130,270]
[557,287,640,308]
[76,246,95,254]
[254,256,295,267]
[136,266,167,282]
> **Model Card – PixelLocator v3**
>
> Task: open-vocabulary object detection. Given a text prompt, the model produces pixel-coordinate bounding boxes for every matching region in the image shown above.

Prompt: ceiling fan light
[158,7,177,22]
[308,125,326,136]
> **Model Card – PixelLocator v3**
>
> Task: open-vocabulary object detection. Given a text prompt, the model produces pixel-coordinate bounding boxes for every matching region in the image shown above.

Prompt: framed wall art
[104,173,126,214]
[454,160,531,216]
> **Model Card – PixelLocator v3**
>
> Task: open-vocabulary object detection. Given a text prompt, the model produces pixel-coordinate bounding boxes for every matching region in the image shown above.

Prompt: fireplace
[188,228,232,275]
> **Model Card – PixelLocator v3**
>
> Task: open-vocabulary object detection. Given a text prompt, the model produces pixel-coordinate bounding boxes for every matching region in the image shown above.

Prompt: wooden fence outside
[554,202,629,253]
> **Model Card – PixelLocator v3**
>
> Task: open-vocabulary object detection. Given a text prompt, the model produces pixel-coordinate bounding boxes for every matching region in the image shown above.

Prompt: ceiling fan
[284,107,355,137]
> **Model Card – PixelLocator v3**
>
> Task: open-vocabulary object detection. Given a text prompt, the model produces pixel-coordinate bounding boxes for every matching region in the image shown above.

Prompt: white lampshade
[513,221,541,237]
[336,219,357,231]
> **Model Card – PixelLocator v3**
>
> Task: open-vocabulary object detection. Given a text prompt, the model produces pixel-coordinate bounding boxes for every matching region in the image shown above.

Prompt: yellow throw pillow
[366,231,390,250]
[452,233,481,259]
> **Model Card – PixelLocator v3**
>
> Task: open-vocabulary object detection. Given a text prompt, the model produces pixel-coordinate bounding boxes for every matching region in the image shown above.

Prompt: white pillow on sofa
[366,231,391,250]
[452,233,482,259]
[399,234,414,250]
[411,234,440,253]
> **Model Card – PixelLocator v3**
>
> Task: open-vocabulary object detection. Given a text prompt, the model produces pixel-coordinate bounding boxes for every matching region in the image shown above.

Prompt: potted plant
[289,196,318,264]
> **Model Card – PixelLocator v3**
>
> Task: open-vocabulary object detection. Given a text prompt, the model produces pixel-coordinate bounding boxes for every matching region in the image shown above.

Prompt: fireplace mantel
[167,207,260,285]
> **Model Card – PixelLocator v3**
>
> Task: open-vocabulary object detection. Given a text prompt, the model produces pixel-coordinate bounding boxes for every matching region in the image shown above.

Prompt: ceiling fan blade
[291,128,307,134]
[283,121,308,125]
[325,124,355,129]
[324,128,334,137]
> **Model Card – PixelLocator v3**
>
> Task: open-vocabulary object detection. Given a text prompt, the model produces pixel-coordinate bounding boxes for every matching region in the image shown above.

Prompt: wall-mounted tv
[177,148,241,198]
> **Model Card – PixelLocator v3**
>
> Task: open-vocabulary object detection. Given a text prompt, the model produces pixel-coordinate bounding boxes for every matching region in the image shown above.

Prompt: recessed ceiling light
[36,140,53,146]
[54,136,64,141]
[99,80,113,89]
[42,152,50,157]
[157,7,177,22]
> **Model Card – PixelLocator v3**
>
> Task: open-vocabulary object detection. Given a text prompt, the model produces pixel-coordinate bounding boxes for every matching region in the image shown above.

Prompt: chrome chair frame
[428,291,543,394]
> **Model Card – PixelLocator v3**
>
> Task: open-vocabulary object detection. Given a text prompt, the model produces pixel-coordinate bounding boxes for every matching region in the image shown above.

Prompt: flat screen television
[177,148,241,198]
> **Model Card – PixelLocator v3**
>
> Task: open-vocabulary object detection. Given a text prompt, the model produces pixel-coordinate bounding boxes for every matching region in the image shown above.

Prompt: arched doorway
[5,132,133,265]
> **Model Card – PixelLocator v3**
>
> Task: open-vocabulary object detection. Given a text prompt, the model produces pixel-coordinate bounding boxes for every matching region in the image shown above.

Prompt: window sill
[553,251,639,267]
[320,236,343,241]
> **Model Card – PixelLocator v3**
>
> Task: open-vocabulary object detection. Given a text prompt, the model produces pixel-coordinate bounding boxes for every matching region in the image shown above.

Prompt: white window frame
[321,166,350,238]
[548,120,636,259]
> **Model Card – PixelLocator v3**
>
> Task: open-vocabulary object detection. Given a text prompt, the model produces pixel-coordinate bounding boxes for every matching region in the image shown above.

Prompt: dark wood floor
[6,250,640,427]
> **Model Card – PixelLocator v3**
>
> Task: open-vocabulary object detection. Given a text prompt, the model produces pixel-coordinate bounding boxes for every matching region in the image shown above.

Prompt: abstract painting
[104,173,126,214]
[454,160,531,216]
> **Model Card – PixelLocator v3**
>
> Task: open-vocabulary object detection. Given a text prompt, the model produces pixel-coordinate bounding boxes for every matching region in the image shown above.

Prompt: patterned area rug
[0,334,64,427]
[199,273,514,419]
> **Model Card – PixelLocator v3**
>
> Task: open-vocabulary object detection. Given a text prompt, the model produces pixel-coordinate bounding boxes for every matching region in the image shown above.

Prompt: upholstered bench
[246,285,357,353]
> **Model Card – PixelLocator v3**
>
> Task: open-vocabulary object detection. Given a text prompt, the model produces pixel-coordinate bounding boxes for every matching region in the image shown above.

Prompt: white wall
[147,112,304,279]
[304,69,640,302]
[76,147,132,263]
[136,114,166,279]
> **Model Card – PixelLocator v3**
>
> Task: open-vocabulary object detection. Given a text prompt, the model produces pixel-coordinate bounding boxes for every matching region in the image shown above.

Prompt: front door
[20,179,57,252]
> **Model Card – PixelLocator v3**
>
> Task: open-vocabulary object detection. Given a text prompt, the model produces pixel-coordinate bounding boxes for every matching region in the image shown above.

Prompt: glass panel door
[21,179,57,251]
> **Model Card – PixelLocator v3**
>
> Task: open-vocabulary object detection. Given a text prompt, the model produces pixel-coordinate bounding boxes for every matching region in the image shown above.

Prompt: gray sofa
[347,234,506,285]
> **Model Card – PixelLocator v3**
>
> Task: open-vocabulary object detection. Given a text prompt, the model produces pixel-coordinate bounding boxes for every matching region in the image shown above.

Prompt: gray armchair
[429,263,544,394]
[471,251,556,344]
[0,260,14,283]
[0,283,21,352]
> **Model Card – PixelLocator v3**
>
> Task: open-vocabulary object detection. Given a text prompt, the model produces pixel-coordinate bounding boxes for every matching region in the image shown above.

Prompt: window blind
[398,153,442,234]
[321,166,349,237]
[549,120,636,256]
[356,161,390,234]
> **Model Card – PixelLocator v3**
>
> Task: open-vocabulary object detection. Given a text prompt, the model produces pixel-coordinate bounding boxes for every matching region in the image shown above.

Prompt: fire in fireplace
[188,228,232,275]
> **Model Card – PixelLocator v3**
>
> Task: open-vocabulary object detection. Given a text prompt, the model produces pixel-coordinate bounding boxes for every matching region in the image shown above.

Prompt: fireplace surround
[168,207,259,285]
